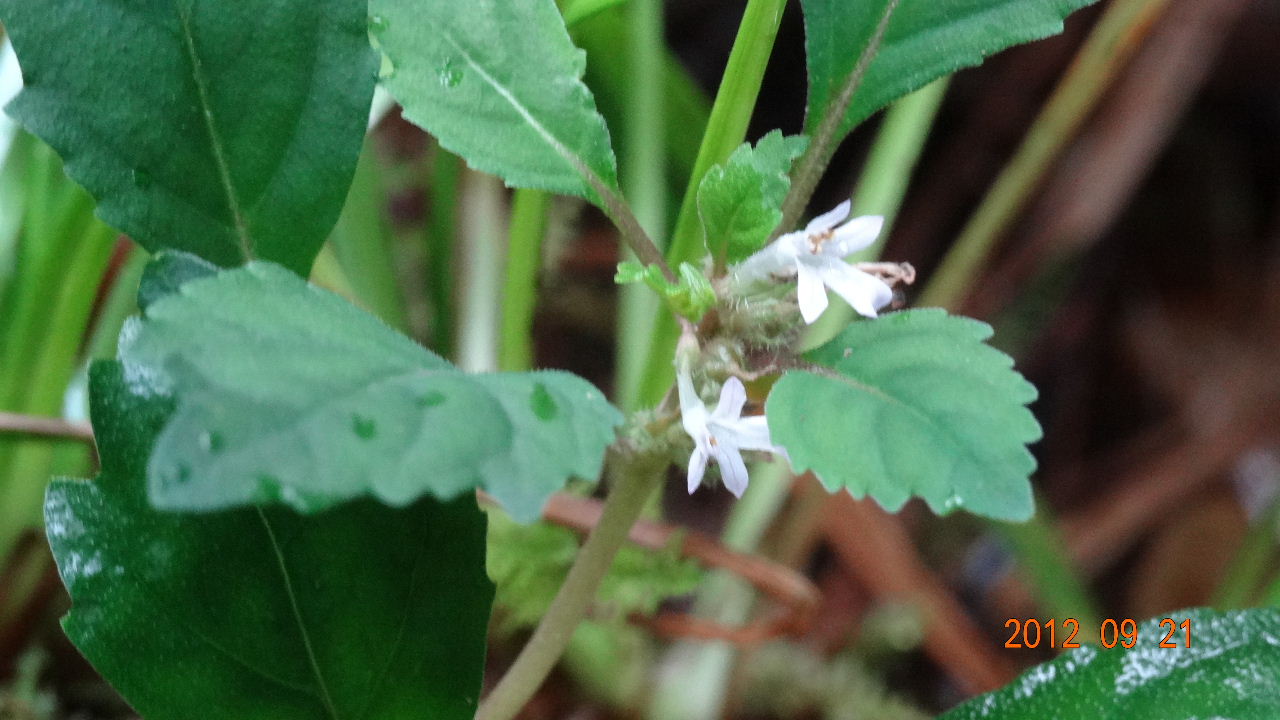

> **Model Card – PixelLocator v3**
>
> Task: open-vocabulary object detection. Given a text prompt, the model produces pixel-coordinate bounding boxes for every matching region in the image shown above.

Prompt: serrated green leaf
[615,260,716,321]
[941,608,1280,719]
[698,131,808,265]
[46,362,494,720]
[803,0,1097,139]
[120,260,621,522]
[372,0,618,205]
[0,0,376,276]
[766,309,1039,521]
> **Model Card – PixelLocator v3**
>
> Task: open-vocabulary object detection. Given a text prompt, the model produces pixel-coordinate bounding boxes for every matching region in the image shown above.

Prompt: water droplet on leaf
[530,383,558,420]
[437,59,463,88]
[352,414,377,440]
[368,14,388,33]
[418,391,446,408]
[943,494,964,512]
[199,430,225,454]
[254,474,282,503]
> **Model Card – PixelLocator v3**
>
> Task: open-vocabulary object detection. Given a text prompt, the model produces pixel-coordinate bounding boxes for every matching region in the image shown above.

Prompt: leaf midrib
[176,5,253,261]
[257,508,342,720]
[437,29,608,191]
[804,366,1028,477]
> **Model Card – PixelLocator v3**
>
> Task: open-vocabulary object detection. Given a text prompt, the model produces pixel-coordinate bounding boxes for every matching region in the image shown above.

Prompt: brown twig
[0,412,94,443]
[483,491,821,645]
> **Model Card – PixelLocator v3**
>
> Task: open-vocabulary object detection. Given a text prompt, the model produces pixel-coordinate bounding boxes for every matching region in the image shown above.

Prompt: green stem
[615,0,668,410]
[475,456,664,720]
[918,0,1173,309]
[328,139,409,330]
[425,148,463,357]
[0,140,114,564]
[498,189,551,372]
[775,0,902,236]
[456,172,506,373]
[636,0,788,407]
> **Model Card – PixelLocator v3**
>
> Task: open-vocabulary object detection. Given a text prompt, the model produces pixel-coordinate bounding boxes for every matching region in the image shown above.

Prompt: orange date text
[1002,618,1192,649]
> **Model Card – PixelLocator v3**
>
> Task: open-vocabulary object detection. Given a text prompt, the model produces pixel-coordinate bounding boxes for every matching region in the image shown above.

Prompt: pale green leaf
[47,362,493,720]
[941,608,1280,719]
[486,508,700,632]
[0,0,376,275]
[766,309,1039,521]
[121,256,622,523]
[803,0,1097,139]
[698,131,808,265]
[371,0,618,204]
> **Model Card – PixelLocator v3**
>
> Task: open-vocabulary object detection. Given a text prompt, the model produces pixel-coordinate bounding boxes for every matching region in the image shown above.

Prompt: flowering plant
[1,0,1276,718]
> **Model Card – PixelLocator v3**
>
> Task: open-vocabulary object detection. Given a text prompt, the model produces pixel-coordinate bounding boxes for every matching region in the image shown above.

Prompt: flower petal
[829,215,884,257]
[687,446,709,494]
[712,441,750,498]
[818,260,893,318]
[677,366,710,438]
[805,199,852,236]
[718,414,775,452]
[733,238,795,284]
[711,376,748,422]
[796,259,830,324]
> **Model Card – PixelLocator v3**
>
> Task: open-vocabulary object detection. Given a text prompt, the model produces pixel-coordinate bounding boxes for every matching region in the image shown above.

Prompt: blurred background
[1,0,1278,717]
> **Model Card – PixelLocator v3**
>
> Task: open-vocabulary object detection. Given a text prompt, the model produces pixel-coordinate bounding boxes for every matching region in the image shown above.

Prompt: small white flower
[679,369,780,498]
[734,199,894,323]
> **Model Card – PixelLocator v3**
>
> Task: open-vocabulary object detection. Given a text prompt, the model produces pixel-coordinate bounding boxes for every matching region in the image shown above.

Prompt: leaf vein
[176,4,253,260]
[256,509,342,720]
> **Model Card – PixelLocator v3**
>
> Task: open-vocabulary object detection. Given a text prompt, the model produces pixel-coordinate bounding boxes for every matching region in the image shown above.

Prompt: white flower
[734,199,894,324]
[679,370,780,498]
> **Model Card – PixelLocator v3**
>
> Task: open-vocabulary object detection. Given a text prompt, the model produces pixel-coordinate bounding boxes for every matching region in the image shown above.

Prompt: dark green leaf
[371,0,619,204]
[698,131,808,264]
[766,309,1039,521]
[123,260,621,522]
[46,362,494,720]
[137,251,218,312]
[941,608,1280,719]
[0,0,376,275]
[803,0,1097,139]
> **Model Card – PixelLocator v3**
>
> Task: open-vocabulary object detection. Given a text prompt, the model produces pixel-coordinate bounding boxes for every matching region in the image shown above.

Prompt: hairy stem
[636,0,788,407]
[775,0,902,237]
[475,456,665,720]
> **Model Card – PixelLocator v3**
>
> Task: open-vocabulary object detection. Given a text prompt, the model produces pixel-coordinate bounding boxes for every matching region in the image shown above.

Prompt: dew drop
[198,430,225,454]
[367,14,388,34]
[530,383,558,421]
[418,391,446,408]
[169,463,191,484]
[437,59,463,88]
[352,413,378,440]
[254,474,283,503]
[131,168,153,189]
[942,493,964,512]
